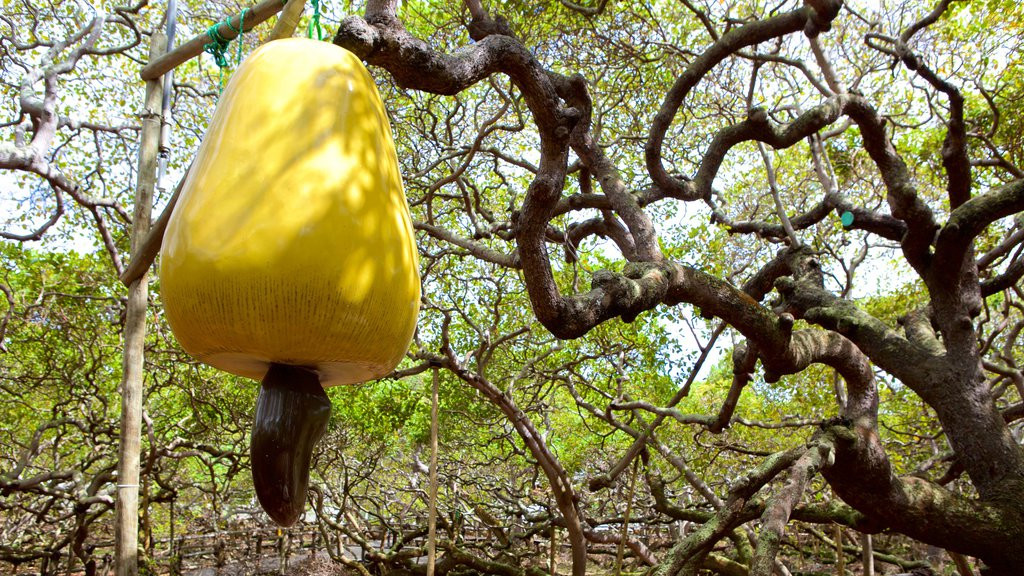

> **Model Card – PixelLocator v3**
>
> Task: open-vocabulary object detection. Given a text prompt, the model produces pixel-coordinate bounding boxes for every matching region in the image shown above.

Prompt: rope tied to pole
[202,22,232,68]
[202,8,250,92]
[235,9,247,64]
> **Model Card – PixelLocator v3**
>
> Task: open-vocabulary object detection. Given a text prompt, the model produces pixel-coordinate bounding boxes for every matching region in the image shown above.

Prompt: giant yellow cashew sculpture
[161,38,420,526]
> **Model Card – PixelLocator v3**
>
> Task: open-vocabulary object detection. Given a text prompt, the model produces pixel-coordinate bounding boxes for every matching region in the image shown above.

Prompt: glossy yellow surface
[160,38,420,386]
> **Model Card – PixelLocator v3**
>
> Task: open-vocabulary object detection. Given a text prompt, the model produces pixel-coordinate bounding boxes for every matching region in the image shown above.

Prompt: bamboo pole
[269,0,307,40]
[140,0,288,81]
[426,369,440,576]
[116,31,165,576]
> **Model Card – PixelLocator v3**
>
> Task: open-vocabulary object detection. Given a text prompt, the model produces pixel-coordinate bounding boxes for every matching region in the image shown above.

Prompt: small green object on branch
[840,210,854,228]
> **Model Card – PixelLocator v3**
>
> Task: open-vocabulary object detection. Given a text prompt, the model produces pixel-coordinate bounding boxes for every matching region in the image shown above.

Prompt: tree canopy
[2,0,1024,575]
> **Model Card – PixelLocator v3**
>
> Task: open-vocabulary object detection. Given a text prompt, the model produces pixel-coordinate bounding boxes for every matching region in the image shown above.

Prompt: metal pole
[156,0,177,197]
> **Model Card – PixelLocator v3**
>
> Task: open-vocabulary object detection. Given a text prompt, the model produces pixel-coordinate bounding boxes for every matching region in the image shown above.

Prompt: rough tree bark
[330,0,1024,573]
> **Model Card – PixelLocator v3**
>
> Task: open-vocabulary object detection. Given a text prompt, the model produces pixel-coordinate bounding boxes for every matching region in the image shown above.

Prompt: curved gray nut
[251,363,331,527]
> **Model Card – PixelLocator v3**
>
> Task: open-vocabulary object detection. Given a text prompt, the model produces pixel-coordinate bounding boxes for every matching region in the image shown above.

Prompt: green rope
[202,8,251,93]
[307,0,323,40]
[203,25,231,68]
[235,9,247,65]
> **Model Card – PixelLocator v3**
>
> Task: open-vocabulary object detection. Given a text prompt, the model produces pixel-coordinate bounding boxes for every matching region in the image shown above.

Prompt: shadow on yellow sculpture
[160,38,420,526]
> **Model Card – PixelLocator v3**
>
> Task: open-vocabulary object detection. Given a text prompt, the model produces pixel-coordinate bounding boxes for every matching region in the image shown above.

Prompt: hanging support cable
[307,0,323,40]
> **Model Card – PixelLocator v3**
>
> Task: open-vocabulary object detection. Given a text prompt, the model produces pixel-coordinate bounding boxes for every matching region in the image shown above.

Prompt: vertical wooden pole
[426,369,440,576]
[549,524,557,576]
[115,31,165,576]
[948,551,976,576]
[278,529,289,574]
[174,540,183,574]
[614,458,639,576]
[168,500,176,576]
[795,526,804,571]
[860,533,874,576]
[834,524,845,576]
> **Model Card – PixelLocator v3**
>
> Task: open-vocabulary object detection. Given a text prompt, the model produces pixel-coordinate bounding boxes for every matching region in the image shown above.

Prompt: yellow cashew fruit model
[160,38,420,526]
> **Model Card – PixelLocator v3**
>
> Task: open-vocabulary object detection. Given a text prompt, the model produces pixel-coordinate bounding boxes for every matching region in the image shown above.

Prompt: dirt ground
[184,551,355,576]
[272,555,355,576]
